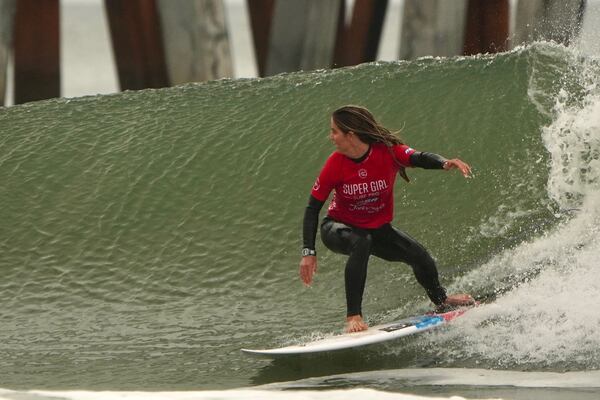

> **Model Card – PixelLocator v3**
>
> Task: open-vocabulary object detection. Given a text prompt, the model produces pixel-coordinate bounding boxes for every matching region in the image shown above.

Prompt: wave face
[1,43,599,390]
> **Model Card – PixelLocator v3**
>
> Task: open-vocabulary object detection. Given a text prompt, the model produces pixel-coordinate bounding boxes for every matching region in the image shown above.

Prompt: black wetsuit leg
[370,224,447,305]
[320,217,372,317]
[320,218,447,317]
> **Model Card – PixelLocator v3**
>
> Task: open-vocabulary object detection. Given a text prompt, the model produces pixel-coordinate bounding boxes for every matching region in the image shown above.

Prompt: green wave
[0,43,597,389]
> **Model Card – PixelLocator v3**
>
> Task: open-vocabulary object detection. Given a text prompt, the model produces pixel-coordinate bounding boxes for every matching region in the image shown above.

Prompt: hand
[299,256,317,287]
[443,158,472,178]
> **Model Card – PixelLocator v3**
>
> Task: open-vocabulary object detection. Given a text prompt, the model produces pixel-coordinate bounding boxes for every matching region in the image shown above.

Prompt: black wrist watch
[301,248,316,257]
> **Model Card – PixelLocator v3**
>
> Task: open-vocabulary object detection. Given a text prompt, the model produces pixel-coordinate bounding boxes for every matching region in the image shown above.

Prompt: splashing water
[429,46,600,370]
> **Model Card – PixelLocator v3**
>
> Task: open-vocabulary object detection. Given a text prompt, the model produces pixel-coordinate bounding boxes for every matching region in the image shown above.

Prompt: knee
[320,221,372,256]
[320,222,351,255]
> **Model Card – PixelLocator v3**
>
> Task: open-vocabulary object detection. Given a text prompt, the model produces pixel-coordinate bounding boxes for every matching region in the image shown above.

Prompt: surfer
[299,105,475,333]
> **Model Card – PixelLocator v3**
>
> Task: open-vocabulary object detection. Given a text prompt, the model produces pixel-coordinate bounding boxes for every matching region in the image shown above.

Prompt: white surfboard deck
[241,308,469,357]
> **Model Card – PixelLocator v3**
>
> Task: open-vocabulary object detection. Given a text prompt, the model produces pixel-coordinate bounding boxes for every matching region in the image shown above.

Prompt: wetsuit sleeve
[302,195,325,250]
[393,144,447,169]
[409,151,447,169]
[311,153,339,201]
[304,153,338,250]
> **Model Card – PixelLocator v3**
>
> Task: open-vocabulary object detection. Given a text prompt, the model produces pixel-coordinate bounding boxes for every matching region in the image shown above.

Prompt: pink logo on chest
[358,169,368,178]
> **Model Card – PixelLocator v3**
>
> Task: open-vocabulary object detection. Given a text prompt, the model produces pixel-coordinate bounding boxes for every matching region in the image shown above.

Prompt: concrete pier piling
[400,0,468,60]
[336,0,388,67]
[464,0,509,55]
[0,0,15,106]
[247,0,276,77]
[104,0,169,91]
[265,0,341,76]
[157,0,233,85]
[13,0,60,105]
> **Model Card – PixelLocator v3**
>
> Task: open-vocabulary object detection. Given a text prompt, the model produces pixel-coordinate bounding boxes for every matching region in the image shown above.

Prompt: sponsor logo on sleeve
[313,178,320,191]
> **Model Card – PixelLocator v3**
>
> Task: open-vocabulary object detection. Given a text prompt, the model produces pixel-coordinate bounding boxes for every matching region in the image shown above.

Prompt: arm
[302,195,324,250]
[410,151,472,177]
[300,153,338,286]
[409,151,446,169]
[299,195,324,286]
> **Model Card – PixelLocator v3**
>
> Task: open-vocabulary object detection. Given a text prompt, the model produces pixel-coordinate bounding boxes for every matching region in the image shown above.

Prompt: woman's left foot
[436,293,476,312]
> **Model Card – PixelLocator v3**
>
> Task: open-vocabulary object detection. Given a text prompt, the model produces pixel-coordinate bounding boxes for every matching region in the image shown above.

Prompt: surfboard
[241,307,471,357]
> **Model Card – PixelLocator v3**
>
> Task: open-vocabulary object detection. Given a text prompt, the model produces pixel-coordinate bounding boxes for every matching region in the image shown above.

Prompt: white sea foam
[433,47,600,368]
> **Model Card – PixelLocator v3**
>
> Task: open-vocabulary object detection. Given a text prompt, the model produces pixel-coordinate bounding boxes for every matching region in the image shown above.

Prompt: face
[330,118,353,153]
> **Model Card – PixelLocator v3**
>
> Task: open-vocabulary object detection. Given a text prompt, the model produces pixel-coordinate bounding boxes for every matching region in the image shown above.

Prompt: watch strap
[301,248,316,257]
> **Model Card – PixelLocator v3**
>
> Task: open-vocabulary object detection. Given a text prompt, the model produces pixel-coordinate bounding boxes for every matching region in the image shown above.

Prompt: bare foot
[436,293,476,312]
[346,315,368,333]
[445,293,475,306]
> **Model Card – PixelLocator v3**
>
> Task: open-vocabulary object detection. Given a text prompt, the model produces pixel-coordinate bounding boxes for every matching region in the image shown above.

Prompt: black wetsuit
[303,151,449,316]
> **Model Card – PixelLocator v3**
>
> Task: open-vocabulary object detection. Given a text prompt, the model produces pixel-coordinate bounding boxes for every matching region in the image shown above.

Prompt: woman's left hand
[443,158,472,178]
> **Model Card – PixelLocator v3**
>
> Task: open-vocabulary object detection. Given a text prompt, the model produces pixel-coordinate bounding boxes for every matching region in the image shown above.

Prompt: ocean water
[1,42,599,400]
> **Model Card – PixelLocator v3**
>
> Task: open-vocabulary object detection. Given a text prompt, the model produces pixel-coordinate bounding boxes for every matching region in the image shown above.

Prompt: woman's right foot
[346,315,369,333]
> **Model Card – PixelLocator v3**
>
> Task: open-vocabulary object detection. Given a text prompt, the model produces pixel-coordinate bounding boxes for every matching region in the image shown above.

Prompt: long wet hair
[332,105,410,182]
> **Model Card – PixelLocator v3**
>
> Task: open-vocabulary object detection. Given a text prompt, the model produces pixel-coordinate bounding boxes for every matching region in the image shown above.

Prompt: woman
[299,105,474,333]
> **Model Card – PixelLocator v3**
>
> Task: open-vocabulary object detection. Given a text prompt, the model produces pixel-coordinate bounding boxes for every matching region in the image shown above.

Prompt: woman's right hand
[299,256,317,287]
[443,158,472,178]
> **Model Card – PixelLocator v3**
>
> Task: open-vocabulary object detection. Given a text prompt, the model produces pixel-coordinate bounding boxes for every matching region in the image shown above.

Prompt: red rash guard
[311,143,415,229]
